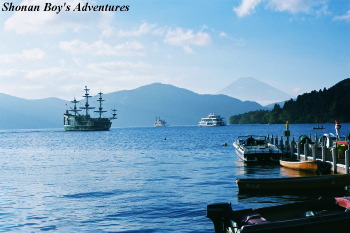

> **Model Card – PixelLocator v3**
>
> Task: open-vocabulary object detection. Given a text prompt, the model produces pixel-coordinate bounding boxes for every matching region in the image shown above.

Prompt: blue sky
[0,0,349,101]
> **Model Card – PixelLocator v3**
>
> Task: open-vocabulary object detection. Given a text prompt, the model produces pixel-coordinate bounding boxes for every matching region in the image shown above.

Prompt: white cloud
[233,0,262,17]
[4,0,97,34]
[99,12,115,38]
[220,32,228,38]
[117,23,159,37]
[59,40,145,56]
[0,69,20,77]
[233,0,328,17]
[115,23,212,53]
[87,61,152,74]
[334,10,350,21]
[163,27,211,53]
[84,61,170,94]
[267,0,327,14]
[0,48,46,63]
[24,67,64,80]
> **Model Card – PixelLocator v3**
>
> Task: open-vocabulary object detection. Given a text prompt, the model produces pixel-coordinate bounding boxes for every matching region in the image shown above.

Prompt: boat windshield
[239,136,266,146]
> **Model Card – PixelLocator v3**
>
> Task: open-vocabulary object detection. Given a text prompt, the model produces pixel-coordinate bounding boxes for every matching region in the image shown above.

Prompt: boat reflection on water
[234,162,310,177]
[279,166,317,177]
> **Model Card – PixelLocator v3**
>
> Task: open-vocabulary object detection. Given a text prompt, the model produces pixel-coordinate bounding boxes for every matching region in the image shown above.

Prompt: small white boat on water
[154,117,167,127]
[198,113,226,127]
[233,135,282,163]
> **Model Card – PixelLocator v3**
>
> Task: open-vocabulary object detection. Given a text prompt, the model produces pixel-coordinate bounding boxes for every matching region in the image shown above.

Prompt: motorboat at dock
[233,135,282,163]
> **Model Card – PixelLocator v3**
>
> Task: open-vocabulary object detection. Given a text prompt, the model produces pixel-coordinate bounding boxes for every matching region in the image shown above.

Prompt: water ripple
[0,124,348,232]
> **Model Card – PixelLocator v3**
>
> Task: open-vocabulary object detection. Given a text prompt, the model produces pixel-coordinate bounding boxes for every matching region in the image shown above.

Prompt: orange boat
[279,160,319,172]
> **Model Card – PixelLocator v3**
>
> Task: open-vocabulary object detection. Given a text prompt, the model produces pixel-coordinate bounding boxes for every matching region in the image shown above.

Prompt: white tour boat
[198,113,226,127]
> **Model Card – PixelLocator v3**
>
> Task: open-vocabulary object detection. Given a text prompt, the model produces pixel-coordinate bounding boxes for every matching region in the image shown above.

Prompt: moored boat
[279,160,318,172]
[207,197,350,233]
[280,159,332,174]
[64,86,117,131]
[198,113,226,127]
[233,135,282,163]
[236,174,350,194]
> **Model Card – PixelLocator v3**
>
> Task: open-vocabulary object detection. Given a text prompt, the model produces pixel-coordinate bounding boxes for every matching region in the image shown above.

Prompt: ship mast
[80,86,95,116]
[110,108,117,120]
[94,92,107,118]
[69,98,82,116]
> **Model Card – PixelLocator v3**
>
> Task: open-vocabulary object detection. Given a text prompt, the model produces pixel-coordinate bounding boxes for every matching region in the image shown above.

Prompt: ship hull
[64,115,112,131]
[64,126,111,131]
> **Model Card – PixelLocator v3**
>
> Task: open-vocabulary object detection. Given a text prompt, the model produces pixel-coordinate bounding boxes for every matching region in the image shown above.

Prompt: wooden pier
[267,134,350,174]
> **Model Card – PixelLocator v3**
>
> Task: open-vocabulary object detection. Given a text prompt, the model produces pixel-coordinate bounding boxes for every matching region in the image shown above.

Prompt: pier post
[284,138,287,150]
[332,148,338,174]
[322,146,326,162]
[290,138,295,157]
[315,135,318,147]
[290,141,295,158]
[345,150,349,174]
[279,136,284,150]
[297,142,301,160]
[284,122,290,151]
[304,142,309,158]
[312,144,316,161]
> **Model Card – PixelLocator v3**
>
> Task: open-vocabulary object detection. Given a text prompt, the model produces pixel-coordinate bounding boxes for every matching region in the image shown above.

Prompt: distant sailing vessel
[154,117,167,127]
[198,113,226,127]
[64,86,117,131]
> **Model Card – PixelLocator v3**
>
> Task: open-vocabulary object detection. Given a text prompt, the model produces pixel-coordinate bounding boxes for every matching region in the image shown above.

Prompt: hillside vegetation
[229,78,350,124]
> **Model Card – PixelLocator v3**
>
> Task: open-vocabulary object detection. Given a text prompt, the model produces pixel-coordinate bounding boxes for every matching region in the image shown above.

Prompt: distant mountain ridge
[0,93,66,129]
[218,77,293,105]
[0,83,264,129]
[102,83,263,127]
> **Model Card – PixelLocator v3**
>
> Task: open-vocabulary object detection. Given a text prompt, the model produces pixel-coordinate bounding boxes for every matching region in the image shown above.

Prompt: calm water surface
[0,123,349,232]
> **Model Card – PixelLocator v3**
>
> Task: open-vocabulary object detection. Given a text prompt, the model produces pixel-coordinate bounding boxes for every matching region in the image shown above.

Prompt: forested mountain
[230,78,350,124]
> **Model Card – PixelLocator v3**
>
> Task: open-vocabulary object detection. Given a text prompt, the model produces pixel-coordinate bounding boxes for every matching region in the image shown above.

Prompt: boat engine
[207,203,235,233]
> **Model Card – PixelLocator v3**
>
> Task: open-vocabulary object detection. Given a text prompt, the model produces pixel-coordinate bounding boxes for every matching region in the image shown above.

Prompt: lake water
[0,123,349,232]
